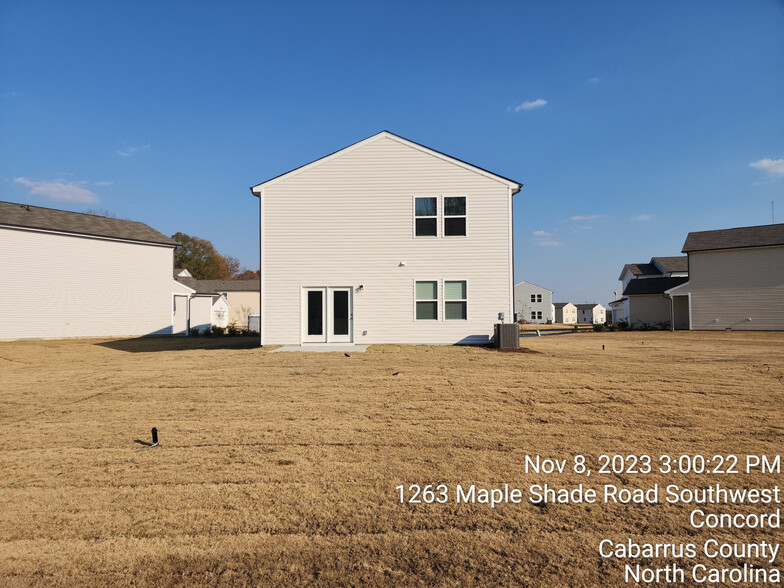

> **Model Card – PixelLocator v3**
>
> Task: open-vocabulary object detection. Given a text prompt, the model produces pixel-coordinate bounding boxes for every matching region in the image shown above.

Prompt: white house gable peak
[250,131,522,195]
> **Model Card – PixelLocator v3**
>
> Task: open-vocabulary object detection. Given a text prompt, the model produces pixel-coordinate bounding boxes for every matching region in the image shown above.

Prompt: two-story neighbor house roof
[666,223,784,330]
[0,201,177,339]
[613,254,689,327]
[250,131,521,345]
[651,256,688,275]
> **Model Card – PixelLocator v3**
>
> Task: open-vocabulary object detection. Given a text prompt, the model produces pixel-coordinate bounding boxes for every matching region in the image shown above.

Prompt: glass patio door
[302,287,353,343]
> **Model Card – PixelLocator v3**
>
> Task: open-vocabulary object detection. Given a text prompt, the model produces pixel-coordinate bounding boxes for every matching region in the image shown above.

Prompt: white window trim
[413,196,439,238]
[443,195,468,238]
[443,279,468,321]
[412,195,468,239]
[414,279,440,321]
[412,279,468,321]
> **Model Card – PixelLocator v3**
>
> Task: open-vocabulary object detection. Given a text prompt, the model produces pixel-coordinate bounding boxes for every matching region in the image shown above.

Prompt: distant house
[613,255,688,326]
[250,131,522,345]
[575,303,606,325]
[554,302,577,324]
[622,277,688,327]
[172,270,217,334]
[0,201,177,340]
[193,280,259,327]
[174,271,259,332]
[514,281,553,323]
[666,223,784,330]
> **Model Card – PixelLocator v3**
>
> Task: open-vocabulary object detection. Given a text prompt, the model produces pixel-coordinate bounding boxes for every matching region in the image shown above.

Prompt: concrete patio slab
[269,344,369,353]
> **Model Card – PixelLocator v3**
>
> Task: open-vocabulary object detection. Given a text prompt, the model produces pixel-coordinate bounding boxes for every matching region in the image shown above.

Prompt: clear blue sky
[2,1,782,304]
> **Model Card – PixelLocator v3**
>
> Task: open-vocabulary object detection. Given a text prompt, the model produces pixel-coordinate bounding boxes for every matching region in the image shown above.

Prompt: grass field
[1,332,782,586]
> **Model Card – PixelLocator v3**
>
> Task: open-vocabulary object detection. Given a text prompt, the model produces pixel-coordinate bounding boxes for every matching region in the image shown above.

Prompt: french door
[302,287,353,343]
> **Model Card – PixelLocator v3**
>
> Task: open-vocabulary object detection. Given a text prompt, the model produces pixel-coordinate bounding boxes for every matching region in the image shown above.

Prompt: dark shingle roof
[575,303,602,310]
[175,276,259,294]
[619,263,661,280]
[623,276,688,296]
[195,280,260,292]
[554,302,574,309]
[0,201,177,246]
[682,224,784,253]
[652,256,688,273]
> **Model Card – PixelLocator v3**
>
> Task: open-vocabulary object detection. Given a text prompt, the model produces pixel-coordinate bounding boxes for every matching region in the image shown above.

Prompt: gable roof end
[250,131,522,195]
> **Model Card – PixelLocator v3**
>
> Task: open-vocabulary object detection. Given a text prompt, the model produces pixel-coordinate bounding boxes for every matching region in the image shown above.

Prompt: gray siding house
[667,223,784,330]
[250,131,522,345]
[514,281,554,323]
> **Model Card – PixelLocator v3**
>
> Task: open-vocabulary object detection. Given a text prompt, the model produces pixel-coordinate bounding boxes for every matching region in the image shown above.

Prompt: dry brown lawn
[0,332,782,586]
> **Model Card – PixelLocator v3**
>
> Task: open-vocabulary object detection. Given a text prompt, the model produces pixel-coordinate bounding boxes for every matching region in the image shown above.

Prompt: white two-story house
[250,131,522,345]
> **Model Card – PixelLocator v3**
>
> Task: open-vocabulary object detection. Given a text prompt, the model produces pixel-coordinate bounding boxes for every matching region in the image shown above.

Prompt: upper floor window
[415,198,437,237]
[414,196,466,237]
[529,294,543,303]
[444,197,466,236]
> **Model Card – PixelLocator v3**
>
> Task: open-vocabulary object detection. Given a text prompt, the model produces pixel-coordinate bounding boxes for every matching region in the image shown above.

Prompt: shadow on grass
[96,335,261,353]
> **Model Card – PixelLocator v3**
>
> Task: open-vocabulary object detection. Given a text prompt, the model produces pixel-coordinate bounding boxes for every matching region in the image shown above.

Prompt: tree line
[172,232,259,280]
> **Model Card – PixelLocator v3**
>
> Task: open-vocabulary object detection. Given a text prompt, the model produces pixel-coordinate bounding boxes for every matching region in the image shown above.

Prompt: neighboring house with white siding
[174,272,260,333]
[193,279,259,327]
[250,131,521,345]
[575,303,606,325]
[666,223,784,331]
[0,201,178,339]
[554,302,577,324]
[514,281,553,323]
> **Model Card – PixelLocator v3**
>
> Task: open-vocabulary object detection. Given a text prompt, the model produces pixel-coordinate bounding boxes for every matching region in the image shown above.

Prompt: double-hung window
[414,198,437,237]
[415,281,438,320]
[414,196,466,237]
[444,281,467,320]
[444,197,466,236]
[415,280,467,321]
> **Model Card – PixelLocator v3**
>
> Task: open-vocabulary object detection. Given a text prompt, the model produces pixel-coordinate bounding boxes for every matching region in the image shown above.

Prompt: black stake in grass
[151,427,158,445]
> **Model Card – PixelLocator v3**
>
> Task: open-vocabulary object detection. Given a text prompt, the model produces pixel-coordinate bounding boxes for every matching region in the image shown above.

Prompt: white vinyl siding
[259,135,514,344]
[444,280,467,320]
[0,227,175,339]
[415,281,438,320]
